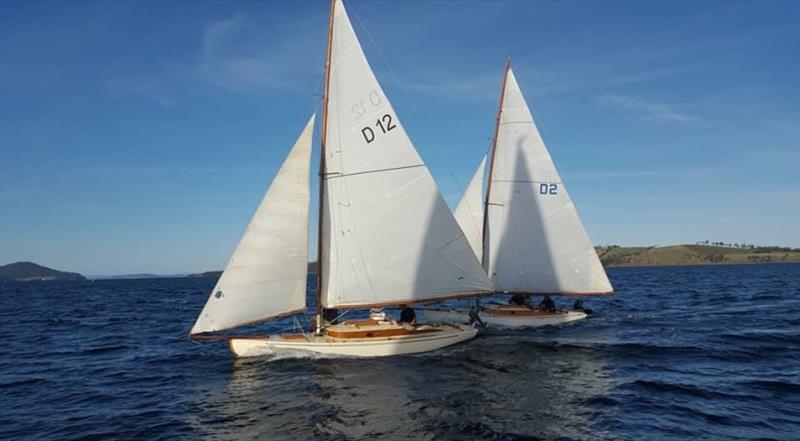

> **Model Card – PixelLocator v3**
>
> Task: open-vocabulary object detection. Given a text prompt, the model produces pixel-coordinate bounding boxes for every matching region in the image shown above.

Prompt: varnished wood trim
[482,58,511,268]
[501,291,614,297]
[325,327,441,339]
[315,0,337,333]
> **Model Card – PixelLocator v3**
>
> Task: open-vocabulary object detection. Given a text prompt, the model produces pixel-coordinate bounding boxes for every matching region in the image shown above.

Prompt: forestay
[320,0,492,308]
[191,115,315,334]
[485,68,612,294]
[453,156,486,262]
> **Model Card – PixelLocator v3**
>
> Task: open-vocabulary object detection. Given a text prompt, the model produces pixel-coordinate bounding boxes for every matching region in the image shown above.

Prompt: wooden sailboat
[190,0,494,358]
[425,60,613,328]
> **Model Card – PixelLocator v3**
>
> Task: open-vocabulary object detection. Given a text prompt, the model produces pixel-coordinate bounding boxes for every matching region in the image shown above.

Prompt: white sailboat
[190,0,493,358]
[425,61,613,328]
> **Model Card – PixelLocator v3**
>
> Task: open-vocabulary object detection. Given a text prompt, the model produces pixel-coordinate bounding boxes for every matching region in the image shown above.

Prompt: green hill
[186,270,223,278]
[596,245,800,267]
[0,262,86,282]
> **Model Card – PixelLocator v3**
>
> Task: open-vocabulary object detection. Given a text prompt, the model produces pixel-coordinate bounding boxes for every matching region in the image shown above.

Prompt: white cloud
[197,12,323,92]
[104,76,176,107]
[87,166,263,176]
[599,93,699,123]
[566,167,725,180]
[104,11,325,106]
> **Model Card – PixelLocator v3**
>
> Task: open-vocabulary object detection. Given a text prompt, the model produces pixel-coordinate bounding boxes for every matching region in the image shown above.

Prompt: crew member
[539,295,556,313]
[399,305,417,325]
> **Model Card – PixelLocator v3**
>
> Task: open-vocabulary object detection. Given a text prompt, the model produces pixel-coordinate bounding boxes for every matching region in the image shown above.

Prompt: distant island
[0,262,86,282]
[186,270,223,278]
[91,273,185,280]
[596,244,800,267]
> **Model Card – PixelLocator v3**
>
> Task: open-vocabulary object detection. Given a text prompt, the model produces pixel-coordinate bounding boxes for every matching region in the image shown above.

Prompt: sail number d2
[539,183,558,195]
[361,114,397,144]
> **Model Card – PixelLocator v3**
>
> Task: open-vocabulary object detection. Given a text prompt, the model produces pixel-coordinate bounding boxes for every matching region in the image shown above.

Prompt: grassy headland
[596,244,800,267]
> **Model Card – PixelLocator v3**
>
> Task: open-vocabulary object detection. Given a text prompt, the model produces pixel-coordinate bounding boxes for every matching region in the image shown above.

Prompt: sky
[1,0,798,275]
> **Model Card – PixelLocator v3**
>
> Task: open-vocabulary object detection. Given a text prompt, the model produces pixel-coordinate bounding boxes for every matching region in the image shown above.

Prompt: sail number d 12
[539,183,558,195]
[361,114,397,144]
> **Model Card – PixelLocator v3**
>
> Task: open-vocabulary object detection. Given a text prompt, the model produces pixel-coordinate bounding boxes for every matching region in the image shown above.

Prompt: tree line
[694,241,799,251]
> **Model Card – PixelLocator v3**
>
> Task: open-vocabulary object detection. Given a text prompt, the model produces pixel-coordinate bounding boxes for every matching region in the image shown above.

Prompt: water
[1,264,799,440]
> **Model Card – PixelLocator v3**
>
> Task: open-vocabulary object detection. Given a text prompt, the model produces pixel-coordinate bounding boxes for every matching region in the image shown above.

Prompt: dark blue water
[1,264,799,440]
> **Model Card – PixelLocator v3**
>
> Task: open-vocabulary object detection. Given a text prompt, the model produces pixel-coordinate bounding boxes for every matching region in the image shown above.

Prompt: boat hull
[228,323,477,358]
[424,307,587,328]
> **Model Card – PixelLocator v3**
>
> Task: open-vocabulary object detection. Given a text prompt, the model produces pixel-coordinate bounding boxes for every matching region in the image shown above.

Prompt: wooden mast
[315,0,336,335]
[481,57,511,270]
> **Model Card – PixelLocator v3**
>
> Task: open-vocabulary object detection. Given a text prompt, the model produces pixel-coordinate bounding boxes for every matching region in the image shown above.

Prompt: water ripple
[1,264,799,440]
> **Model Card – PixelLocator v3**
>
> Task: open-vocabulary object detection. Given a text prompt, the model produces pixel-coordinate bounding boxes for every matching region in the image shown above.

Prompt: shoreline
[604,260,800,269]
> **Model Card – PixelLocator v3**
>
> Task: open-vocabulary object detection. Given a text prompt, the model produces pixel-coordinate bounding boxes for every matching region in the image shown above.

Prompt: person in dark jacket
[323,308,339,324]
[539,295,556,313]
[399,306,416,325]
[509,294,529,307]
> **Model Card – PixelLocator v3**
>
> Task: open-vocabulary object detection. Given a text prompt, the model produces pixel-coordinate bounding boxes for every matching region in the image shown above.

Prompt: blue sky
[1,0,798,275]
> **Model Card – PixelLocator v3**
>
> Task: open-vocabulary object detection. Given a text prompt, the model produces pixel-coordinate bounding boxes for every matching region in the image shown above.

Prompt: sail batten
[320,0,493,308]
[485,68,612,295]
[190,114,315,335]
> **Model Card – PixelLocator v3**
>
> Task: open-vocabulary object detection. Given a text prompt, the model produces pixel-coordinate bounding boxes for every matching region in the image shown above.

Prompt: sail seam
[324,164,424,180]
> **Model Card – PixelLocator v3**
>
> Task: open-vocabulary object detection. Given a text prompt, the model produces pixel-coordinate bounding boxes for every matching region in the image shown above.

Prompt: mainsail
[319,0,493,308]
[453,156,486,262]
[191,114,315,334]
[484,67,612,295]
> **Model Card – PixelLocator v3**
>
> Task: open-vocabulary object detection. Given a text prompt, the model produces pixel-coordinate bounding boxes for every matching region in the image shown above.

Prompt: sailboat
[425,61,613,328]
[189,0,494,357]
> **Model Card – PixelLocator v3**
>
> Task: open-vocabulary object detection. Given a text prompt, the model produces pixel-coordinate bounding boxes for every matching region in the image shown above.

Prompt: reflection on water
[190,329,613,440]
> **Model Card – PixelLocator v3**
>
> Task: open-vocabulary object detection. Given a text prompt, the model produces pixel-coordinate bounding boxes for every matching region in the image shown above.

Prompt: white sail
[319,0,493,308]
[191,114,315,334]
[453,156,486,262]
[485,68,611,294]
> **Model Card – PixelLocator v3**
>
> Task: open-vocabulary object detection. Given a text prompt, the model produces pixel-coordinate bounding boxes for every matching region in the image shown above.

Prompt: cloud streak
[565,167,726,180]
[87,166,264,176]
[599,94,699,123]
[104,11,325,106]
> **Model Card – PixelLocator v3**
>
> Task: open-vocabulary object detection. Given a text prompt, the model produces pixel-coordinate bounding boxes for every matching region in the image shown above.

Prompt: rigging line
[346,0,467,198]
[324,164,424,179]
[311,65,326,114]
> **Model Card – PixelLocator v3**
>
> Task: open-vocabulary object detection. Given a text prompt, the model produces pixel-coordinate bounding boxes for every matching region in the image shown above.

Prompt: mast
[315,0,336,335]
[481,57,511,269]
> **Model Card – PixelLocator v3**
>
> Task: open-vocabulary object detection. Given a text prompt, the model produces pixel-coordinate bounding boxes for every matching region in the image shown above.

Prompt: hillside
[186,271,223,279]
[0,262,86,282]
[596,245,800,267]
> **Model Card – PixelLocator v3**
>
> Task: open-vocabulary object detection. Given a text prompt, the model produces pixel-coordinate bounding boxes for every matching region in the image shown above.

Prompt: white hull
[228,323,477,358]
[424,307,587,328]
